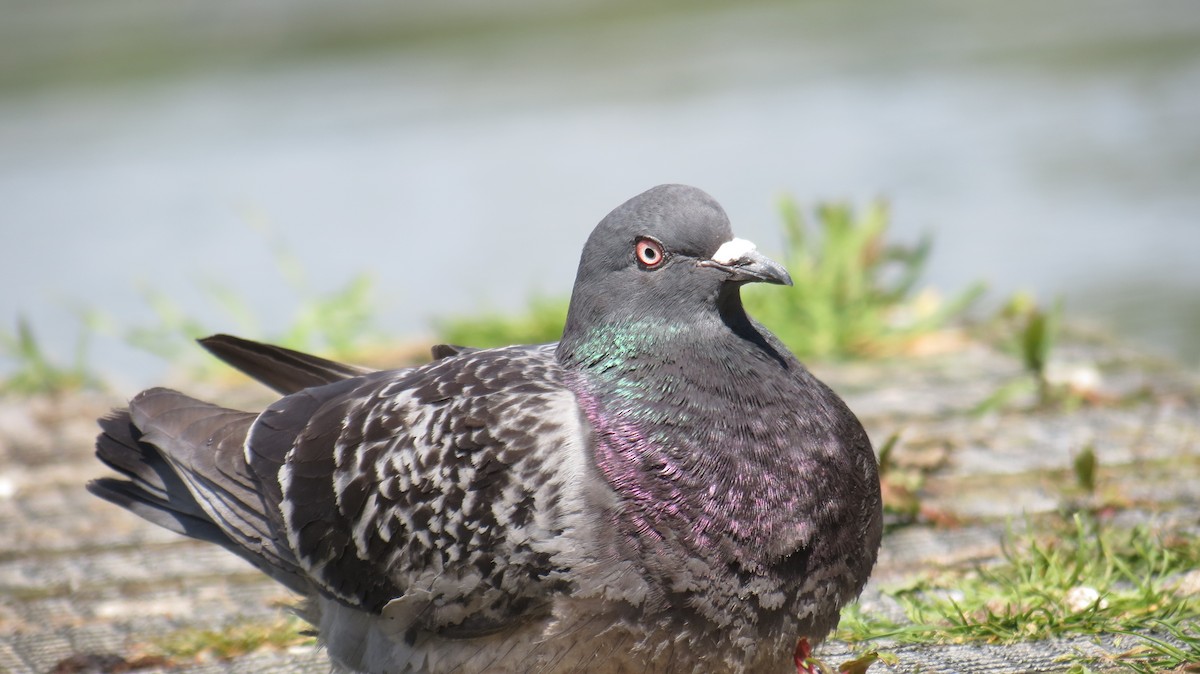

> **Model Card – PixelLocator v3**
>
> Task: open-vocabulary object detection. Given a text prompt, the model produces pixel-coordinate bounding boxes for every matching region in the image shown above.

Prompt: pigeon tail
[88,387,310,595]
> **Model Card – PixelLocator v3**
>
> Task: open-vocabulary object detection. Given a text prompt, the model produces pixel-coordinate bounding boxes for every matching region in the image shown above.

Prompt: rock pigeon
[89,184,882,674]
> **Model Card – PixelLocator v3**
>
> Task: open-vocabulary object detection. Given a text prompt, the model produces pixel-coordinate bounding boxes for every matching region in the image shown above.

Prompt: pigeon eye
[635,238,666,269]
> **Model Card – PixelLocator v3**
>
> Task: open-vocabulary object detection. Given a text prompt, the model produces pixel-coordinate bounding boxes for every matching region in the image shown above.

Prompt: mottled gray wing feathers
[93,342,588,641]
[198,333,373,395]
[244,347,587,636]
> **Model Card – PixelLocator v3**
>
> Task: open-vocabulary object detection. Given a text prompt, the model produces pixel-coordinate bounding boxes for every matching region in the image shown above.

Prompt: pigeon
[89,184,883,674]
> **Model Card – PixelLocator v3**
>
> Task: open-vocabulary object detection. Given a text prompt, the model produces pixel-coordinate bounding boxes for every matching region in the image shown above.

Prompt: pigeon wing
[245,345,591,637]
[199,333,374,395]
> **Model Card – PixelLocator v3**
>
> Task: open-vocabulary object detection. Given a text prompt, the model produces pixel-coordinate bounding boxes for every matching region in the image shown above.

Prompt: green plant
[126,223,389,376]
[150,616,312,661]
[124,285,214,362]
[1072,444,1098,495]
[435,294,569,349]
[836,514,1200,671]
[742,198,983,359]
[875,432,926,527]
[973,294,1093,414]
[806,649,898,674]
[0,314,101,395]
[277,273,381,358]
[1108,620,1200,673]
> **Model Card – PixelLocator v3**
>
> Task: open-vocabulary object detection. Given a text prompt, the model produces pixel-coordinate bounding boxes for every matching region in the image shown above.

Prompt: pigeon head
[560,184,790,355]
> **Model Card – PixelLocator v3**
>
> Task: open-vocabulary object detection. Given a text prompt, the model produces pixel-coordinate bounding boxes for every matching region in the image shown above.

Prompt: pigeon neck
[557,283,766,370]
[556,319,682,375]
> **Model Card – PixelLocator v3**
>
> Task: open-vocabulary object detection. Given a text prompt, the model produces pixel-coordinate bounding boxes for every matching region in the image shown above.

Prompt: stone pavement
[1,338,1197,673]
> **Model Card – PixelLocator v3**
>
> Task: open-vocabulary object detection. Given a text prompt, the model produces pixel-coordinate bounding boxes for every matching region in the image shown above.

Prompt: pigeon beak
[699,238,794,286]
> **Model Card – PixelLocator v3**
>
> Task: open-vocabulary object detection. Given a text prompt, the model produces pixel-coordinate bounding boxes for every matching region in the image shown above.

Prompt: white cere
[709,238,757,264]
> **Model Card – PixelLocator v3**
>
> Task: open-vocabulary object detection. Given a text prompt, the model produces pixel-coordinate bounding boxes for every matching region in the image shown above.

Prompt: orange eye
[635,238,665,269]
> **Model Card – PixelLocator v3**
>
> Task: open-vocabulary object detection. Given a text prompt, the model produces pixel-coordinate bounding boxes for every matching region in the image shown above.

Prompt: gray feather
[199,333,373,394]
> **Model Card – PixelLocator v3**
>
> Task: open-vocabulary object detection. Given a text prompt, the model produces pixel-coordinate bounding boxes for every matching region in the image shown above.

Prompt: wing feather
[199,333,373,394]
[242,346,591,636]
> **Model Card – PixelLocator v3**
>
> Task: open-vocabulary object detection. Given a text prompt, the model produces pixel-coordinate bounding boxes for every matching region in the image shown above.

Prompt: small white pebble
[0,475,15,500]
[1173,569,1200,597]
[1064,585,1107,612]
[1044,361,1102,394]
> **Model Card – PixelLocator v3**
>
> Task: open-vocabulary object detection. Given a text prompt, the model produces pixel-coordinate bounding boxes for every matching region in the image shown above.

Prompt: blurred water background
[2,0,1198,389]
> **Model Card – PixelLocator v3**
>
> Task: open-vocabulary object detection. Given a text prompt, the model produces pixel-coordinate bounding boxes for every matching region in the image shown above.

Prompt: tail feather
[88,476,229,543]
[91,411,222,537]
[89,387,310,595]
[95,411,190,508]
[198,334,372,395]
